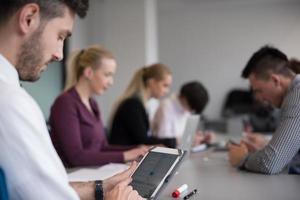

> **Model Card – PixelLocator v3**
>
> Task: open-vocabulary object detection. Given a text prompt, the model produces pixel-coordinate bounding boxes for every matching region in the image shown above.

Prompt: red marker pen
[172,184,188,198]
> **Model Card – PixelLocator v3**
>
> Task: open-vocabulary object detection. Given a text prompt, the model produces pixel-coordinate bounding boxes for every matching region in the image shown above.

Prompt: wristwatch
[95,180,104,200]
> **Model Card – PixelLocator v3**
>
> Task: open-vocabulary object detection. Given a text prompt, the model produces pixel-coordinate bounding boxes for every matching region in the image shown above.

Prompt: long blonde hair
[109,63,171,128]
[64,45,115,90]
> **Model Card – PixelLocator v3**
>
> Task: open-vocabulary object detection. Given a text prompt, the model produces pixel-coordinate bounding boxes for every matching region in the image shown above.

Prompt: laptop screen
[178,114,200,151]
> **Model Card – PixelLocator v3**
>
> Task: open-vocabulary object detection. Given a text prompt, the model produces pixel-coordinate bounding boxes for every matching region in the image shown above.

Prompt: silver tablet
[130,146,185,200]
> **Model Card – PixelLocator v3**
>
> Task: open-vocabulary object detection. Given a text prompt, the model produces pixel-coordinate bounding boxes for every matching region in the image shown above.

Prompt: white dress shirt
[0,55,79,200]
[152,94,191,138]
[146,98,160,123]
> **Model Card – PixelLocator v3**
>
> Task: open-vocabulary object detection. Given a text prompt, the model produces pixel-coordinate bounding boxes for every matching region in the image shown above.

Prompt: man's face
[249,73,284,108]
[16,7,75,81]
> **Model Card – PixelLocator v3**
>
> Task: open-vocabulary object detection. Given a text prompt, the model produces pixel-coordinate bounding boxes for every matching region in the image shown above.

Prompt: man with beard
[228,46,300,175]
[0,1,144,200]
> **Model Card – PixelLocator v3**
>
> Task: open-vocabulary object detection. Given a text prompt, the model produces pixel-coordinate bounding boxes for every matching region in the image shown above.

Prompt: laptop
[177,114,200,152]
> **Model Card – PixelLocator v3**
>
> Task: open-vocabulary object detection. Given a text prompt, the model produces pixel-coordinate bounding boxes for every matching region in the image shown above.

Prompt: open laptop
[177,114,200,152]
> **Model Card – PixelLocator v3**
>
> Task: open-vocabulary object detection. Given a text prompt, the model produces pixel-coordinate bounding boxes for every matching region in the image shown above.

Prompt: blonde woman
[109,63,177,148]
[49,46,148,167]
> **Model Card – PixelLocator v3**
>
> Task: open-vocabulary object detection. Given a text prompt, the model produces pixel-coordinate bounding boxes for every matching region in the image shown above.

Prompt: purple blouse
[49,87,131,167]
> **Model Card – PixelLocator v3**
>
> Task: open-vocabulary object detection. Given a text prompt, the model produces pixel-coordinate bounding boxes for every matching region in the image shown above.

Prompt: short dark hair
[0,0,89,25]
[179,81,209,114]
[287,59,300,74]
[241,45,292,80]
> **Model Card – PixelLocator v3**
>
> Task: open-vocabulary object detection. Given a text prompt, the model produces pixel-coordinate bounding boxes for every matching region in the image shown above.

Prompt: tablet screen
[131,151,179,198]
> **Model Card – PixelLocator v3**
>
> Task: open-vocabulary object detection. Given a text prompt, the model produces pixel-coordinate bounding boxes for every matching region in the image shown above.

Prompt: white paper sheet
[67,163,129,181]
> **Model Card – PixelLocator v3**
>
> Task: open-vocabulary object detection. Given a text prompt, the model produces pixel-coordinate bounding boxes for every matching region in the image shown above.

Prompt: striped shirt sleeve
[243,84,300,174]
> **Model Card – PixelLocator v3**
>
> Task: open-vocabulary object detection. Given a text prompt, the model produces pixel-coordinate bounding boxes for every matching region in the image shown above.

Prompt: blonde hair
[109,63,171,129]
[64,45,115,90]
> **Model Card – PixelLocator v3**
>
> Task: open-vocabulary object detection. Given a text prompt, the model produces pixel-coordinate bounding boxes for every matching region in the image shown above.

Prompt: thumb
[246,134,257,141]
[240,140,248,145]
[118,177,133,187]
[111,161,137,183]
[122,161,137,177]
[241,140,250,147]
[240,142,248,149]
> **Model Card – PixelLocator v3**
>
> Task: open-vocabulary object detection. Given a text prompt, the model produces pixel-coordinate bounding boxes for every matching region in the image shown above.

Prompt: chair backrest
[222,89,254,117]
[0,168,9,200]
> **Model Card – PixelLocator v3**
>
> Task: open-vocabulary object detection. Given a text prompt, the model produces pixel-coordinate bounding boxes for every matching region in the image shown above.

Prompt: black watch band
[95,180,104,200]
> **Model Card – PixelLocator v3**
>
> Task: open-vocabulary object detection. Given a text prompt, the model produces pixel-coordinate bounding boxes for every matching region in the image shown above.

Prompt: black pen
[183,189,197,200]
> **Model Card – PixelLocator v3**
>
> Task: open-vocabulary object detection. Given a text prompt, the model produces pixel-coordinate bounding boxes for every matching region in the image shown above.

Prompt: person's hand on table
[242,133,268,153]
[192,130,216,147]
[138,144,153,150]
[203,130,216,144]
[124,146,148,162]
[228,142,248,167]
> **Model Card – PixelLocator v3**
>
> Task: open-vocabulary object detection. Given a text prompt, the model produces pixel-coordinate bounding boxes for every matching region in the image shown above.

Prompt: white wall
[69,0,300,123]
[22,62,63,118]
[70,0,154,124]
[157,0,300,119]
[69,14,92,50]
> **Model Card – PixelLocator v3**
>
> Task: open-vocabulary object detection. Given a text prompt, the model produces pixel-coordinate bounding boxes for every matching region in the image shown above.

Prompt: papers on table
[67,163,129,181]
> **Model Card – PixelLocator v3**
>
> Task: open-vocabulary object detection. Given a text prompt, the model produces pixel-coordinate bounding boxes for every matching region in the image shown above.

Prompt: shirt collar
[0,54,20,87]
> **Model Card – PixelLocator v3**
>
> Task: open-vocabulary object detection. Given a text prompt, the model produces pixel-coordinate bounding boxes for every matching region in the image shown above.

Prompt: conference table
[68,146,300,200]
[67,127,300,200]
[160,149,300,200]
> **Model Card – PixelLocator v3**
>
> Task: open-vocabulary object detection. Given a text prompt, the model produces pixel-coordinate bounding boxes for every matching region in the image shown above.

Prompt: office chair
[0,168,9,200]
[222,89,279,133]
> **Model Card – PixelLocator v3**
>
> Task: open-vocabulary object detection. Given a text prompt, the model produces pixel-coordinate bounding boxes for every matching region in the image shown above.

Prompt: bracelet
[95,180,103,200]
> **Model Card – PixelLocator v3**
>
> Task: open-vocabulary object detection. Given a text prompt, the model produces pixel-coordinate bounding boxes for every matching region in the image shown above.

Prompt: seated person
[228,45,300,174]
[151,81,214,145]
[49,46,148,167]
[109,63,177,148]
[0,1,144,199]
